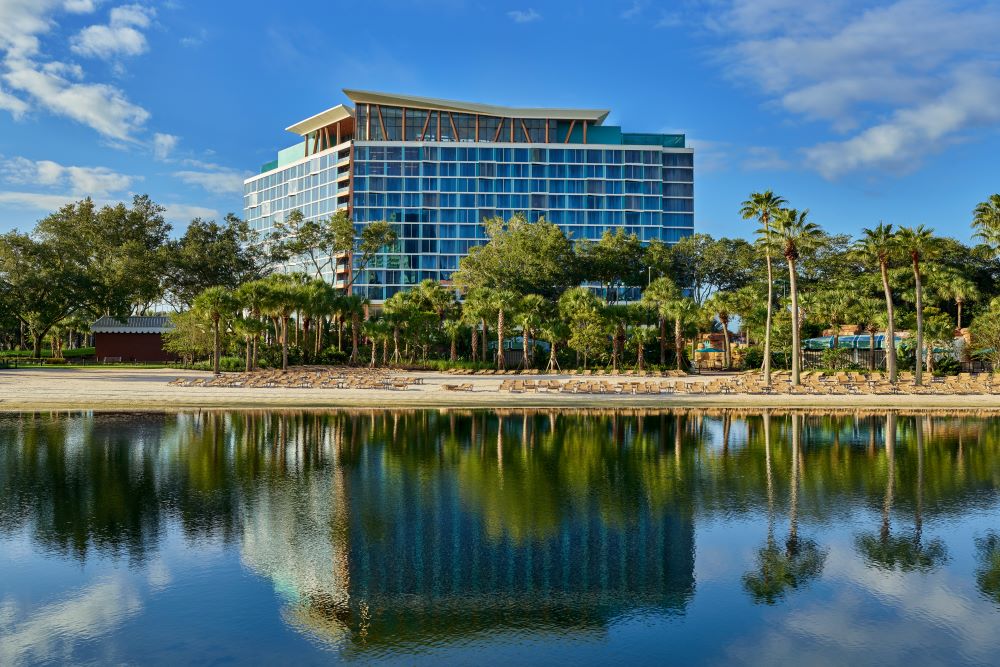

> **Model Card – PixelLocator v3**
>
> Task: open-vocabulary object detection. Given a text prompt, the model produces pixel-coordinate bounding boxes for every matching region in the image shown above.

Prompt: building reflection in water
[2,408,1000,657]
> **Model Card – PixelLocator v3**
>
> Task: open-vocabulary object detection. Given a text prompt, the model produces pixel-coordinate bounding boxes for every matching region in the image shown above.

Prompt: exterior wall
[350,141,693,301]
[244,101,695,303]
[95,333,174,362]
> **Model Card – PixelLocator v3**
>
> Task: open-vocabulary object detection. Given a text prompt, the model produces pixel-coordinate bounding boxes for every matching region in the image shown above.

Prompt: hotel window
[356,105,368,140]
[405,109,425,141]
[454,113,476,142]
[478,115,499,142]
[381,106,402,140]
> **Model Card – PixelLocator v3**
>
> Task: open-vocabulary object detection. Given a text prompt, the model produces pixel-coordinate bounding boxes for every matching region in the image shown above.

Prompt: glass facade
[245,96,694,302]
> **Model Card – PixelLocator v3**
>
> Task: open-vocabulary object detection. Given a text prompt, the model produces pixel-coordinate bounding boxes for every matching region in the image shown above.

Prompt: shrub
[44,357,68,365]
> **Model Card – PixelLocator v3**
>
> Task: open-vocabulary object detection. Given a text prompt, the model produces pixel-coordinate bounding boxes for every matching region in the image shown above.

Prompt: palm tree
[853,297,885,371]
[605,303,631,373]
[442,318,463,362]
[771,208,824,385]
[814,287,854,351]
[235,279,271,371]
[856,223,899,382]
[705,291,736,369]
[895,225,938,385]
[934,270,979,329]
[515,294,546,369]
[539,319,569,372]
[418,279,456,328]
[193,286,236,375]
[341,295,366,365]
[489,289,521,370]
[641,276,680,365]
[628,324,656,371]
[260,274,302,371]
[972,193,1000,248]
[663,297,698,371]
[741,191,787,384]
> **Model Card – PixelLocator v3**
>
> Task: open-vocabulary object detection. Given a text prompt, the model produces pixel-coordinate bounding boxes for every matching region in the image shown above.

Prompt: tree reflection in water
[856,414,949,573]
[1,408,998,654]
[743,412,826,604]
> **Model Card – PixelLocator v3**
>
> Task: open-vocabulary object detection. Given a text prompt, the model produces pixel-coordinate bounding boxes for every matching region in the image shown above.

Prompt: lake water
[1,409,999,666]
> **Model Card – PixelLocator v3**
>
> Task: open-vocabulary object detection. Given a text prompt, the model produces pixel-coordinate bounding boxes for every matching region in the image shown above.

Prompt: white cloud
[711,0,1000,179]
[0,2,151,141]
[163,203,218,223]
[1,156,135,196]
[621,1,644,19]
[0,190,89,211]
[743,146,791,172]
[71,3,155,60]
[508,8,541,23]
[3,57,150,140]
[173,168,247,196]
[152,132,178,160]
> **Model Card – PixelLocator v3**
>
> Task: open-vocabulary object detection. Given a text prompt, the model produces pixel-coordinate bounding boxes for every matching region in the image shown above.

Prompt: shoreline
[4,367,1000,413]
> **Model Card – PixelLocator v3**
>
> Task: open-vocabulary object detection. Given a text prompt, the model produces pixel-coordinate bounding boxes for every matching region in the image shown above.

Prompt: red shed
[92,316,176,362]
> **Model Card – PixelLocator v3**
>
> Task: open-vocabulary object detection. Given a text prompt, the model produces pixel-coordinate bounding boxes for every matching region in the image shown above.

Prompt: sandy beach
[3,367,1000,411]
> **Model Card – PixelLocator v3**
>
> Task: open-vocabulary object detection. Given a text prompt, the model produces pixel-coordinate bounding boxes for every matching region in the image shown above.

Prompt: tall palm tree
[972,193,1000,248]
[489,289,521,370]
[515,294,546,369]
[193,286,236,375]
[235,279,270,371]
[934,270,979,329]
[663,297,698,371]
[260,274,301,371]
[418,279,456,328]
[741,191,787,384]
[852,297,885,371]
[771,209,824,385]
[641,276,679,365]
[856,223,899,382]
[895,225,938,385]
[341,295,366,365]
[705,291,736,369]
[442,318,463,362]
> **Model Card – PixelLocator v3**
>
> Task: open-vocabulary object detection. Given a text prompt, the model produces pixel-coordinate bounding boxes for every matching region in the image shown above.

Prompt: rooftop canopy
[92,316,174,334]
[342,89,610,125]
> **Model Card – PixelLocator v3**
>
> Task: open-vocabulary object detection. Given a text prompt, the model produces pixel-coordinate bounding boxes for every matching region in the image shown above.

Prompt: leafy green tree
[348,220,398,293]
[193,286,237,374]
[341,295,367,365]
[269,209,353,280]
[628,324,656,371]
[812,287,854,349]
[855,223,900,381]
[559,287,607,369]
[772,208,824,385]
[576,228,644,302]
[852,297,885,370]
[895,225,939,384]
[741,191,788,384]
[165,214,271,309]
[452,214,577,300]
[163,309,213,365]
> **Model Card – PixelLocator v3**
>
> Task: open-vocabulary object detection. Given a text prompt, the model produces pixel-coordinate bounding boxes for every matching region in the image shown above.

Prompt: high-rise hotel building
[244,90,694,301]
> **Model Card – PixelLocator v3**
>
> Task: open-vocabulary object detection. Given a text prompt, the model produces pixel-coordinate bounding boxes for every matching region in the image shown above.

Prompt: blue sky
[1,0,998,241]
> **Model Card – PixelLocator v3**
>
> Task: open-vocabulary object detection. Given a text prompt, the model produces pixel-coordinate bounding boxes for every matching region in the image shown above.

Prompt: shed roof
[91,316,174,334]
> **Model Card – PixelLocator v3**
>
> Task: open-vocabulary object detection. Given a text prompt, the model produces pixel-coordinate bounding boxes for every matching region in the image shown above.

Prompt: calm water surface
[1,409,1000,666]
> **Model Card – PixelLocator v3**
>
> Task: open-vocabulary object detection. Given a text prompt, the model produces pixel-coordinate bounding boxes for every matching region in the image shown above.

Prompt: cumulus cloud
[508,8,541,23]
[71,4,155,60]
[163,203,218,223]
[152,132,178,160]
[711,0,1000,179]
[0,2,152,141]
[173,168,247,196]
[1,156,135,196]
